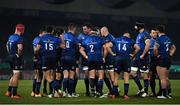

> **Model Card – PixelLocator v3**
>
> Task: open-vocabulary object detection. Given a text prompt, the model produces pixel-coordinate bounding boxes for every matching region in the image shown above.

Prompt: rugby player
[131,22,151,97]
[5,24,25,99]
[79,27,106,98]
[154,25,176,99]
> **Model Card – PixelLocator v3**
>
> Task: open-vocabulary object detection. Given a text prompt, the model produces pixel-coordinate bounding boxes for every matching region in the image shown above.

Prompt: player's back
[82,35,104,61]
[61,32,79,59]
[157,35,172,57]
[113,36,134,59]
[7,34,23,55]
[33,36,41,48]
[136,31,151,54]
[40,34,60,56]
[78,33,88,42]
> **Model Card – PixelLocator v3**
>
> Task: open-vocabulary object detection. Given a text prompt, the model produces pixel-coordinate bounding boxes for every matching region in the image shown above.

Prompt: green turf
[0,80,180,104]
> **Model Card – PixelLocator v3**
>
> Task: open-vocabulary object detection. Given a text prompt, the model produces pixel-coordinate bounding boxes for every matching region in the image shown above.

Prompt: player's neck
[158,33,165,36]
[15,31,21,36]
[139,28,144,33]
[68,30,75,34]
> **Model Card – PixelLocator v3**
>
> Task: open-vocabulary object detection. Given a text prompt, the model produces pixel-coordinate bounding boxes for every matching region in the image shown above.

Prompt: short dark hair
[68,23,77,30]
[39,26,46,33]
[45,25,54,33]
[155,25,165,33]
[82,22,92,29]
[54,26,64,35]
[135,21,145,29]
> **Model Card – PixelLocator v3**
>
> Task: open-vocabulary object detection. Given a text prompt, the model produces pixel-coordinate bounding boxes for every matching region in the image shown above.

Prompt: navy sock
[112,85,118,96]
[36,82,41,94]
[63,78,68,92]
[104,76,112,93]
[43,79,47,93]
[167,83,172,95]
[158,79,162,95]
[68,78,74,94]
[144,79,149,93]
[12,87,17,96]
[162,89,167,96]
[124,83,129,96]
[32,79,36,92]
[150,78,156,94]
[53,80,60,91]
[58,79,62,90]
[8,86,12,92]
[98,79,103,95]
[84,78,90,94]
[73,77,78,93]
[95,76,99,92]
[90,78,95,95]
[133,76,143,90]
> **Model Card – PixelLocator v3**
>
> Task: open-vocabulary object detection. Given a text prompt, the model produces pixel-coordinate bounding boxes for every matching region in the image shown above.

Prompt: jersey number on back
[89,45,94,52]
[118,44,127,51]
[45,43,53,50]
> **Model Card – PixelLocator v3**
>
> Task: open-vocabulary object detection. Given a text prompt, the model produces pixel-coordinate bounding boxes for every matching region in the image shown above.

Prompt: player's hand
[130,54,135,60]
[140,54,144,59]
[112,53,116,56]
[103,58,105,63]
[85,56,88,59]
[15,53,19,58]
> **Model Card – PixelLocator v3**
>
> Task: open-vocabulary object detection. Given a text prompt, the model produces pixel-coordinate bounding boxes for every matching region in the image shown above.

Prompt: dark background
[0,0,180,65]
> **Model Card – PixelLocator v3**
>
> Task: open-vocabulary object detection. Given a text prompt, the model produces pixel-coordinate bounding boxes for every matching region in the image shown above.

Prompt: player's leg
[34,69,43,97]
[130,59,143,95]
[73,62,80,96]
[31,70,38,97]
[104,71,112,95]
[10,70,21,98]
[97,63,104,97]
[5,57,13,97]
[149,58,157,97]
[62,70,69,97]
[89,69,96,97]
[166,71,172,98]
[88,61,96,97]
[149,70,156,96]
[124,72,130,100]
[130,67,143,95]
[111,71,120,99]
[157,66,168,99]
[8,56,23,99]
[111,59,121,99]
[82,59,90,96]
[42,75,48,96]
[55,71,62,92]
[140,56,149,97]
[123,59,131,100]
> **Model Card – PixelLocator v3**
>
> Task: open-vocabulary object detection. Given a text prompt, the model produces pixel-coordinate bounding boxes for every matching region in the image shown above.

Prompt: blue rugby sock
[63,78,68,92]
[124,83,129,96]
[144,79,149,93]
[98,79,103,95]
[68,78,74,95]
[133,76,143,90]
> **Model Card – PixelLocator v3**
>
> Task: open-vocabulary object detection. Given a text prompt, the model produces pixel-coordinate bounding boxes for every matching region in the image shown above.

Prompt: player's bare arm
[140,39,151,59]
[79,46,88,59]
[170,44,176,57]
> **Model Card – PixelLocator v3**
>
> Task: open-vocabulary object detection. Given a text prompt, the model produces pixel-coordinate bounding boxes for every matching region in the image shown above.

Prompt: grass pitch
[0,80,180,104]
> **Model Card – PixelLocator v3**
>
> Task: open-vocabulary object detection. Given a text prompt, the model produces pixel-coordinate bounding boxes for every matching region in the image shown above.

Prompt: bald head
[100,26,109,36]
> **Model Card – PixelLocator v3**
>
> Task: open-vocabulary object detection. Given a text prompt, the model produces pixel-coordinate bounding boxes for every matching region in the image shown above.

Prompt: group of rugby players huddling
[5,22,176,100]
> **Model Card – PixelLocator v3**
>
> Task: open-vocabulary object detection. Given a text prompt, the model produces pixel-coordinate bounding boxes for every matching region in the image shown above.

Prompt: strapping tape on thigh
[131,67,138,72]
